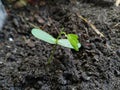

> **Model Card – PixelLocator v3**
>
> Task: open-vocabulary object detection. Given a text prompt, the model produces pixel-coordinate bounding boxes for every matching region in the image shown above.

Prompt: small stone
[115,70,120,76]
[26,39,35,47]
[0,61,3,64]
[41,84,50,90]
[94,55,99,61]
[58,75,67,85]
[27,42,35,47]
[13,18,19,27]
[116,49,120,56]
[0,61,4,67]
[81,72,90,81]
[9,37,14,41]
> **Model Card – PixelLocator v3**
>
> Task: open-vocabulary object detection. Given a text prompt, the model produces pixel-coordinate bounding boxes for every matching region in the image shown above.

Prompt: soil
[0,0,120,90]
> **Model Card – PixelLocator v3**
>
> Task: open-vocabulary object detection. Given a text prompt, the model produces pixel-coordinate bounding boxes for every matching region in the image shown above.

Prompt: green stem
[47,44,57,64]
[47,28,65,64]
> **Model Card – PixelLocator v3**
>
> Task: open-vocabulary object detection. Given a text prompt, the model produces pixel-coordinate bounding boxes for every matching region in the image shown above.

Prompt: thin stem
[47,28,65,64]
[47,44,57,64]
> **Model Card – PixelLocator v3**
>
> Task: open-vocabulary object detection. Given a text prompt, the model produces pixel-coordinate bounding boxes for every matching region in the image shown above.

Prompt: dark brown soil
[0,0,120,90]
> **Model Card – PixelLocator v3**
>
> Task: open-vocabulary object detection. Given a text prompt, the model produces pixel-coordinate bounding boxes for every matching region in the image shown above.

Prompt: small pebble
[9,38,14,41]
[115,70,120,76]
[0,61,3,64]
[81,72,90,81]
[58,75,67,85]
[116,49,120,56]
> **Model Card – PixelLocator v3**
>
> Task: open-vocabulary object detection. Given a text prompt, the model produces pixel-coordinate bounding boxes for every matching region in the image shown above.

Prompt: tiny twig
[47,44,57,64]
[114,22,120,27]
[47,28,65,64]
[76,13,104,37]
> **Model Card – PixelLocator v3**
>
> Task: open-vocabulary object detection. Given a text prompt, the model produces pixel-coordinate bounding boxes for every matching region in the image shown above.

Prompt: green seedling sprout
[31,27,81,63]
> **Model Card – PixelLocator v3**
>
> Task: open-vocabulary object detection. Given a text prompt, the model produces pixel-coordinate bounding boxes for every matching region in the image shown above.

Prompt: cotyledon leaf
[58,39,81,49]
[31,28,56,44]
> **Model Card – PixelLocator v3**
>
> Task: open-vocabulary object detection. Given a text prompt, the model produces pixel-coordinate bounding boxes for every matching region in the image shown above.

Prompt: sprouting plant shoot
[31,28,81,63]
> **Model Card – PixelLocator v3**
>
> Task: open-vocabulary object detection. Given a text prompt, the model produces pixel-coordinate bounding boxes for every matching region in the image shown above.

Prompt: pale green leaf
[31,28,56,44]
[58,39,81,49]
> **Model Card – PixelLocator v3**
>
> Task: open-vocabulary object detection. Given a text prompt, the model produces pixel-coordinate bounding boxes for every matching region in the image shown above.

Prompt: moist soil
[0,0,120,90]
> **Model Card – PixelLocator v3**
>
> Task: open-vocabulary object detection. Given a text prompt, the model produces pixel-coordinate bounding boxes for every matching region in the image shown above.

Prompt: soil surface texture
[0,0,120,90]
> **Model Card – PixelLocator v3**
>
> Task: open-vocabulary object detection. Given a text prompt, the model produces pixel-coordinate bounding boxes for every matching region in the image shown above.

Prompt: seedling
[31,28,81,63]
